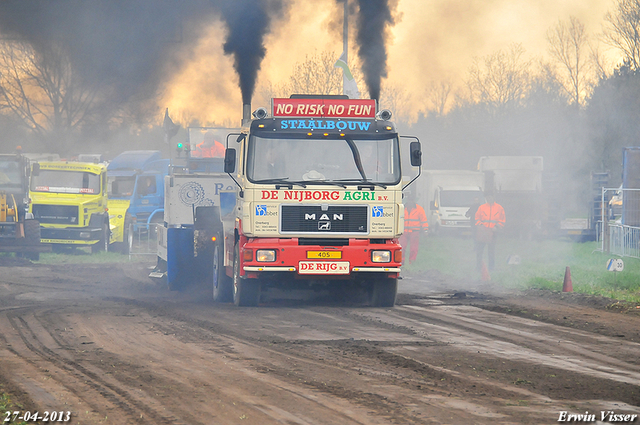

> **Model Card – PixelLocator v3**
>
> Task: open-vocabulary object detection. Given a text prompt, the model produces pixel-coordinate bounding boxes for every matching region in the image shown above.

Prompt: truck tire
[91,221,110,253]
[23,219,41,261]
[24,219,41,244]
[213,242,233,302]
[370,277,398,307]
[233,244,260,307]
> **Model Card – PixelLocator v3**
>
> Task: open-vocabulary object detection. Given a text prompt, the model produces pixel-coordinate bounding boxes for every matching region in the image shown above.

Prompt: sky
[161,0,621,127]
[0,0,623,128]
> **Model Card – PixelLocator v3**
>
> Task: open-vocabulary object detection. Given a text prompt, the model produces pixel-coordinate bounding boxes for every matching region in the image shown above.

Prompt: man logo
[318,221,331,231]
[255,205,267,216]
[372,206,383,217]
[305,213,343,221]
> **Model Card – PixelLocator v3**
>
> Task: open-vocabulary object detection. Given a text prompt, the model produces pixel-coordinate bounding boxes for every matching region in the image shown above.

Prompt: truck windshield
[31,170,101,194]
[440,190,483,207]
[0,159,22,189]
[246,135,401,184]
[107,176,136,197]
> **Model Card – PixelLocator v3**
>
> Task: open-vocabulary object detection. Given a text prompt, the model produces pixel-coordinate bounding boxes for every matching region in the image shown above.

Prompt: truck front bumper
[41,227,102,244]
[240,238,402,278]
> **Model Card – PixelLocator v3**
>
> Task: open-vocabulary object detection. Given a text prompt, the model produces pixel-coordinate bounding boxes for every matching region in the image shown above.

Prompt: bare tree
[282,50,343,95]
[547,16,594,107]
[377,83,410,122]
[257,49,367,102]
[424,80,453,116]
[466,43,532,113]
[0,41,105,152]
[256,79,292,105]
[590,43,612,81]
[603,0,640,71]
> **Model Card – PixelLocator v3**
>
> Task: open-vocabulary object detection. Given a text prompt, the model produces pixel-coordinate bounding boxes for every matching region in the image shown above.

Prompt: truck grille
[281,205,368,234]
[33,205,79,225]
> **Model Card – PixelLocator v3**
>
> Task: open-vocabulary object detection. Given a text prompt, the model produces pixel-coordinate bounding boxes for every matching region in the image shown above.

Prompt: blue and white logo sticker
[372,206,384,217]
[255,205,267,216]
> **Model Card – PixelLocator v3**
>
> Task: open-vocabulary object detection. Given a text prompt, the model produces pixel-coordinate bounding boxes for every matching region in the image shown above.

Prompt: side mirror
[430,201,436,210]
[224,148,236,173]
[32,163,40,176]
[409,141,422,167]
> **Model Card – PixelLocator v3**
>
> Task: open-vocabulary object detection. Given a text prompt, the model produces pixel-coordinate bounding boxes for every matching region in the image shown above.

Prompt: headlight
[371,250,391,263]
[256,249,276,262]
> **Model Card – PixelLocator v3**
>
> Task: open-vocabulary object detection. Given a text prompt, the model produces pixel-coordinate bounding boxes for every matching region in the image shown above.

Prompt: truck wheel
[22,220,41,260]
[213,242,233,302]
[371,277,398,307]
[24,219,41,244]
[233,244,260,307]
[92,222,110,253]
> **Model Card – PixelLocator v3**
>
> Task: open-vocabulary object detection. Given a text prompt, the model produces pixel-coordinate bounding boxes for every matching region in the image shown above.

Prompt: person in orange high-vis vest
[474,192,505,271]
[400,195,428,265]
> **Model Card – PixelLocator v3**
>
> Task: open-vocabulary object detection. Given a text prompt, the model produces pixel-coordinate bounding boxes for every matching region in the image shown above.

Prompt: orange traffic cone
[481,262,491,282]
[562,266,573,292]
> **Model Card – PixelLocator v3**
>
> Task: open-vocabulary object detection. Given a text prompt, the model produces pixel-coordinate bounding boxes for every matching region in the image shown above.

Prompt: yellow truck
[29,161,111,252]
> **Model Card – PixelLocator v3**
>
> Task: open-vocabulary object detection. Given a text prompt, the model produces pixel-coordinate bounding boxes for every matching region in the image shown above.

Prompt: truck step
[148,271,166,279]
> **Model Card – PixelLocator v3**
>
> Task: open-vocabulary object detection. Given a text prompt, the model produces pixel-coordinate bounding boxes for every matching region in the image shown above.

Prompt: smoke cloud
[0,0,216,103]
[355,0,397,101]
[217,0,288,105]
[0,0,620,126]
[0,0,288,113]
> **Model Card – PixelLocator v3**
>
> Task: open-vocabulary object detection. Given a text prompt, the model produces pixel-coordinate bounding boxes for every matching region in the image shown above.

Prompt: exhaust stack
[242,104,252,127]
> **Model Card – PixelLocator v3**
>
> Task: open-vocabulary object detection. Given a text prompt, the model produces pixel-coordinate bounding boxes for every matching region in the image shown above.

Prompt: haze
[163,0,619,125]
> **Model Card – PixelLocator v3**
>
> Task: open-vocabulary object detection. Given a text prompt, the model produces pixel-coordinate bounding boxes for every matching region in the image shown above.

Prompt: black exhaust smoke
[354,0,396,102]
[0,1,214,105]
[217,0,287,106]
[0,0,288,118]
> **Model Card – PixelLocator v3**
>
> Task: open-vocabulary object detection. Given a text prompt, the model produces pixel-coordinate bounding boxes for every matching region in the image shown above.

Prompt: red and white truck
[215,95,422,307]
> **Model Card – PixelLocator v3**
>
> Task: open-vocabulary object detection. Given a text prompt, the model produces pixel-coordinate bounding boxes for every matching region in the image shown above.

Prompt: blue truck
[107,150,170,253]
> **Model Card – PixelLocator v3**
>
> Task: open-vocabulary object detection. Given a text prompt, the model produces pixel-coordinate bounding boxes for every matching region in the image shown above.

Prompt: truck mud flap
[166,227,195,290]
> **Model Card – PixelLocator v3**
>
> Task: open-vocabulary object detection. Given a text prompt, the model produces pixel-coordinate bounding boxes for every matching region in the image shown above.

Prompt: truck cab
[29,161,110,253]
[217,95,422,307]
[419,170,484,234]
[107,151,169,252]
[430,186,484,232]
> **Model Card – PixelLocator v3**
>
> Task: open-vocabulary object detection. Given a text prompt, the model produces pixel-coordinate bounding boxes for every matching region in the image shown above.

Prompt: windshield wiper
[251,178,306,188]
[301,179,347,188]
[332,178,387,189]
[344,137,367,181]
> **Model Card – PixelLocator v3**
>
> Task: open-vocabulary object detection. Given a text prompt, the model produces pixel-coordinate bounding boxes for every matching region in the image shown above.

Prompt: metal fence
[601,187,640,259]
[127,223,159,260]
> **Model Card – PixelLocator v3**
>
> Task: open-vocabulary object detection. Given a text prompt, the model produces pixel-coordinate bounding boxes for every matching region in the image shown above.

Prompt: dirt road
[1,258,639,424]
